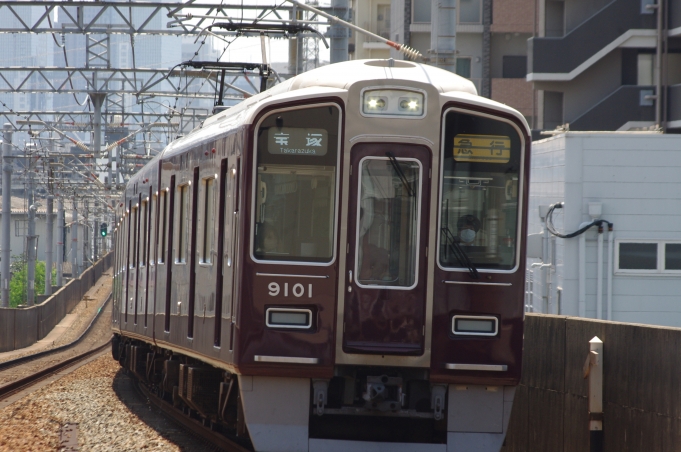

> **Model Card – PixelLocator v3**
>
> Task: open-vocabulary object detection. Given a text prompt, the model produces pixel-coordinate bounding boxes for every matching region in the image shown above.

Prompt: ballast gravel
[0,355,187,452]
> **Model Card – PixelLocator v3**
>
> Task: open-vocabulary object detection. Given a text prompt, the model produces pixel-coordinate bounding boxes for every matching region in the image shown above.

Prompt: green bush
[9,255,57,307]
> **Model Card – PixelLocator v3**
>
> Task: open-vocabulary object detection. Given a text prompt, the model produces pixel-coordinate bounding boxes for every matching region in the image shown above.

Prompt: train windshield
[253,105,341,263]
[438,110,523,271]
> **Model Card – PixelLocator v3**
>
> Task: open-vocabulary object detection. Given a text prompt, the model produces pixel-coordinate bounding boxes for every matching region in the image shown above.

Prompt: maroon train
[112,58,530,452]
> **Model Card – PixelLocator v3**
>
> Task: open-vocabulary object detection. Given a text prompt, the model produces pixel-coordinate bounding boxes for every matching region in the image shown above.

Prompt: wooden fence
[504,314,681,451]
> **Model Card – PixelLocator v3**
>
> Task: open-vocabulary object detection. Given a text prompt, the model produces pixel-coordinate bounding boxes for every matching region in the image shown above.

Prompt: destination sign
[453,134,511,163]
[267,127,328,156]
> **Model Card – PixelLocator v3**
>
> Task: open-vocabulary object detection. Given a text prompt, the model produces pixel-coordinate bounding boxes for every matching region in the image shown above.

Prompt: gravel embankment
[0,355,194,452]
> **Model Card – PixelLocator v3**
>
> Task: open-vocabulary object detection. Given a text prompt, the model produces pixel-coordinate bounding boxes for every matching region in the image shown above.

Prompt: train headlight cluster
[361,88,426,118]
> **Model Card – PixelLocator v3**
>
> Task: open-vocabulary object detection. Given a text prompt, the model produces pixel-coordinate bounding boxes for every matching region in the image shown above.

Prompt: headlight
[361,88,426,118]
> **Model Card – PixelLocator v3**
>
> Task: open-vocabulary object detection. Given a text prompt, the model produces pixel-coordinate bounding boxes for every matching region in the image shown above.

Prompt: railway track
[0,293,113,403]
[132,377,252,452]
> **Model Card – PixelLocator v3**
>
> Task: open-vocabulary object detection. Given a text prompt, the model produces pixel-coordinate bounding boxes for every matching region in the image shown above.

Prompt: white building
[527,132,681,326]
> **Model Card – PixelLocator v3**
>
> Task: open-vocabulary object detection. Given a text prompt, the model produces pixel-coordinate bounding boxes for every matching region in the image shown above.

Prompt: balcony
[527,0,655,81]
[569,86,654,131]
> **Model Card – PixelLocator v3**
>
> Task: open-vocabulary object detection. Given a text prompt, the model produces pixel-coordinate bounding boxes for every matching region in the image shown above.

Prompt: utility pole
[1,124,13,308]
[83,199,89,272]
[94,201,99,261]
[26,168,36,306]
[45,195,54,296]
[329,0,349,64]
[56,198,64,287]
[71,199,79,278]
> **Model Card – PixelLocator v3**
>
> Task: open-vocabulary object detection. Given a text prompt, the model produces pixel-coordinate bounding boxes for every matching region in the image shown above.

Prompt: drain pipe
[579,231,586,318]
[607,224,614,320]
[596,225,604,320]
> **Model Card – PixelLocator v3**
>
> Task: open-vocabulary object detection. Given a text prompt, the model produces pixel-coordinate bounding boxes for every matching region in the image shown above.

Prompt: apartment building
[350,0,536,125]
[528,0,681,132]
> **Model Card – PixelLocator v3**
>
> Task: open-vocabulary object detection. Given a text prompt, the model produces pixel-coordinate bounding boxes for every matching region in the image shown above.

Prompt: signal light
[100,223,108,237]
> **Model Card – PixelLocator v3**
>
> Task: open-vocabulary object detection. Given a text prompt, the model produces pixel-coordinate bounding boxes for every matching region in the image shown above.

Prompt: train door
[343,143,431,356]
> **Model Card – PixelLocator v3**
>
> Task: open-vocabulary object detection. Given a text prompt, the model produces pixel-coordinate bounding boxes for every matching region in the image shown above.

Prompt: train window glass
[159,190,167,264]
[438,109,523,271]
[177,184,189,263]
[140,200,148,267]
[253,105,341,264]
[130,207,138,269]
[202,177,215,264]
[149,195,156,266]
[355,157,421,288]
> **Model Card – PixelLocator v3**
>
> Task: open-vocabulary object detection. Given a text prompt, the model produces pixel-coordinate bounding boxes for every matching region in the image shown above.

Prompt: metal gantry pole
[1,124,12,308]
[83,199,89,271]
[329,0,349,64]
[26,170,36,306]
[45,195,54,296]
[71,200,79,278]
[56,198,64,287]
[94,201,99,261]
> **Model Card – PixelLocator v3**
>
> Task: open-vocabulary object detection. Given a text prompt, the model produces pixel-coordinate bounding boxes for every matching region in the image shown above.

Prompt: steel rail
[0,340,111,401]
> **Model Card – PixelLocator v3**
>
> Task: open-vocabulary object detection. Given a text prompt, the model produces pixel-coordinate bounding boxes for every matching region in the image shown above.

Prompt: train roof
[126,59,526,189]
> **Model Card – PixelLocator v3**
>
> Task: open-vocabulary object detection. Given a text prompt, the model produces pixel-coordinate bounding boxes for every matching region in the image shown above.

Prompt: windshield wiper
[386,152,415,197]
[441,226,479,279]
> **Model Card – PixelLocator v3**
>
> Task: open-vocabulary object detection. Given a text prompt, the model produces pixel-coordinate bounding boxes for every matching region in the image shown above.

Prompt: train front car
[239,60,529,452]
[110,59,529,452]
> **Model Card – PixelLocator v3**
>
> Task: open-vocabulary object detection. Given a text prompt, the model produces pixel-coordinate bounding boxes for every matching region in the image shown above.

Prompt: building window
[15,220,27,237]
[637,53,655,86]
[502,56,527,79]
[412,0,431,23]
[616,240,681,274]
[456,58,471,79]
[376,5,391,39]
[459,0,481,24]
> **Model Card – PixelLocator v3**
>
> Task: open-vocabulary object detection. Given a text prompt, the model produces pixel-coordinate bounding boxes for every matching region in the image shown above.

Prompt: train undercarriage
[113,334,514,452]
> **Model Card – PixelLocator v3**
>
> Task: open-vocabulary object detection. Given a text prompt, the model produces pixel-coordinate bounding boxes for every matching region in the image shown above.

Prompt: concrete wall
[528,133,681,326]
[504,313,681,451]
[0,252,112,353]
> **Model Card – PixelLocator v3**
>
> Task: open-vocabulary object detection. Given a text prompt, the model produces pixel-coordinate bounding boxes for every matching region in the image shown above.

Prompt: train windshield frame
[251,103,342,265]
[437,107,525,273]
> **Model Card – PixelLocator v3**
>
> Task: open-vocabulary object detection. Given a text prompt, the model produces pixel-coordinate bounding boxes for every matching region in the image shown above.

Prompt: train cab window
[159,190,167,264]
[176,184,189,263]
[252,105,341,264]
[201,177,216,264]
[438,110,523,271]
[356,157,422,288]
[140,200,148,267]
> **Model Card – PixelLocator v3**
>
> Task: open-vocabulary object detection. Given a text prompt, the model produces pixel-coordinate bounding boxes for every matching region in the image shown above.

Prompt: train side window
[140,199,148,267]
[438,109,524,272]
[252,104,341,264]
[201,177,216,264]
[130,206,138,269]
[149,193,156,266]
[176,184,189,263]
[159,190,167,264]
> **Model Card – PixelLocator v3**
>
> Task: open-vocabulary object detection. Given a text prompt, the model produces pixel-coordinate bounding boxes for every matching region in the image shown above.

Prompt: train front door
[343,143,431,356]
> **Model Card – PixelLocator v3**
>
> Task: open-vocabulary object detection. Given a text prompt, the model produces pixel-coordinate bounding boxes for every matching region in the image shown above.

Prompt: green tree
[9,254,57,307]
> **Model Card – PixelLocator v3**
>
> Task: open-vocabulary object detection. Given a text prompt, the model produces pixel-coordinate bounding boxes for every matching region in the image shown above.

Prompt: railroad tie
[59,423,79,451]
